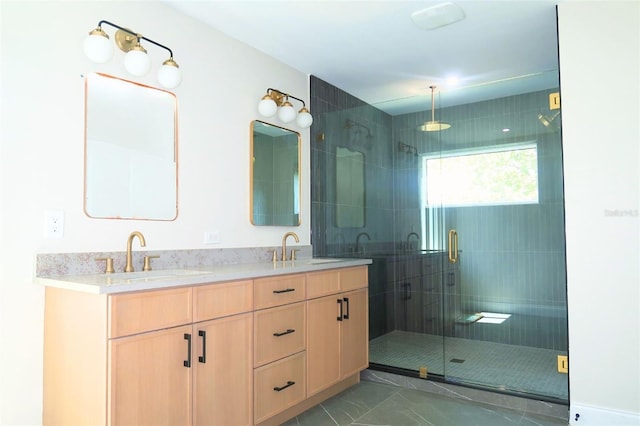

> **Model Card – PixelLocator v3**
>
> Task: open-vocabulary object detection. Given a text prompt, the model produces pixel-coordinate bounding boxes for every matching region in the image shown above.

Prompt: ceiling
[162,0,562,115]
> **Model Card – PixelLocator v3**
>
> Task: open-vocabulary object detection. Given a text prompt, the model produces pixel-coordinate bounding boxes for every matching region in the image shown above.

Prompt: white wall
[558,1,640,424]
[0,1,309,424]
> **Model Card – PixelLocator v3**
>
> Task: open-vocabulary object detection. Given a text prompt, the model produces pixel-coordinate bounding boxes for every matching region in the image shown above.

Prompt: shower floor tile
[369,330,568,400]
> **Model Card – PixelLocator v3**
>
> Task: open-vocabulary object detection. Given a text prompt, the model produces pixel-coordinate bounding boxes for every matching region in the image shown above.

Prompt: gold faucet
[355,232,371,254]
[125,231,146,272]
[281,231,299,261]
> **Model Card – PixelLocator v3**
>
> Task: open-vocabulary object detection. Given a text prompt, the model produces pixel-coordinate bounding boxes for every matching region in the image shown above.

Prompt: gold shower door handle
[448,229,458,263]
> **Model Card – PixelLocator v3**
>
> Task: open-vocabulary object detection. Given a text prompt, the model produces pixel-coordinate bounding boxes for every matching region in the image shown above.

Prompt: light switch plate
[203,231,220,245]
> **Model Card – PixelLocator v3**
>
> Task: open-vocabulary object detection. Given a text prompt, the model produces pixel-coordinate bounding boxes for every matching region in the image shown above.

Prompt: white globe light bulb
[83,29,113,63]
[157,58,182,89]
[296,107,313,128]
[124,44,150,76]
[278,101,296,123]
[258,96,278,117]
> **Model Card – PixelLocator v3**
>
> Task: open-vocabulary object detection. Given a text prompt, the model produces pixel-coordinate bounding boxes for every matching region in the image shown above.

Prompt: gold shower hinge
[549,92,560,110]
[557,355,568,373]
[419,366,428,379]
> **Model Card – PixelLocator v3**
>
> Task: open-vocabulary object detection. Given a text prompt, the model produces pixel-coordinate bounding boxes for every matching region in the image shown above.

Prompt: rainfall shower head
[418,85,451,132]
[538,111,560,127]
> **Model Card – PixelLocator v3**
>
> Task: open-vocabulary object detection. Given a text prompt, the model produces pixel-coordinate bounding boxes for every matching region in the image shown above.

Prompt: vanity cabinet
[44,280,253,426]
[43,264,369,426]
[306,267,369,397]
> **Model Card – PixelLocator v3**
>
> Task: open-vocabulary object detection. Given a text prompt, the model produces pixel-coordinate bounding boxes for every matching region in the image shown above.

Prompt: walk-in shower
[310,73,569,404]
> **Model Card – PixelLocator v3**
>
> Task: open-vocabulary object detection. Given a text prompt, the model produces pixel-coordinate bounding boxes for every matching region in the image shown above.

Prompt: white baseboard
[570,404,640,425]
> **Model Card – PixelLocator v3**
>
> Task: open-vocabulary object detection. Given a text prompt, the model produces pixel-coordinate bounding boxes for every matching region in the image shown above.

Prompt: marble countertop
[35,257,372,295]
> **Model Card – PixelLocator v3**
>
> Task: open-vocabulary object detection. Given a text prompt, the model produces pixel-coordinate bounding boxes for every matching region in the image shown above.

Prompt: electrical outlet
[44,210,65,239]
[203,231,220,245]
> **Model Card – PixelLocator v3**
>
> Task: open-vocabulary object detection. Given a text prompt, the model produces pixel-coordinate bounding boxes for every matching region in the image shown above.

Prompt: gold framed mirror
[250,120,301,226]
[84,73,178,220]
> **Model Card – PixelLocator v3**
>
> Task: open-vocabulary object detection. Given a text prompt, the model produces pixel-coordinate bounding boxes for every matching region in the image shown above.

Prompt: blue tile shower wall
[310,76,568,351]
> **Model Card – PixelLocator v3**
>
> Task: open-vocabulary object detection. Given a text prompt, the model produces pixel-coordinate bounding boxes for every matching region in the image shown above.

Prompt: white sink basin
[307,258,343,265]
[107,269,205,283]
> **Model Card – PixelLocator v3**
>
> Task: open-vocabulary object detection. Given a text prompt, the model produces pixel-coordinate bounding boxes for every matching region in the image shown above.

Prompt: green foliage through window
[424,143,539,206]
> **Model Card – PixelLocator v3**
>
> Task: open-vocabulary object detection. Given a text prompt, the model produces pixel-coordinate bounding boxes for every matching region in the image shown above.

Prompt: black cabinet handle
[447,272,455,287]
[273,381,295,392]
[402,282,411,300]
[198,330,206,363]
[183,333,191,368]
[273,328,295,337]
[343,297,350,320]
[337,299,343,321]
[273,288,295,294]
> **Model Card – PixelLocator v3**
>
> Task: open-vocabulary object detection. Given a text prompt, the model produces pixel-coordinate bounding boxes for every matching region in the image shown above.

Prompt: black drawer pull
[273,288,295,294]
[273,381,295,392]
[183,333,191,368]
[198,330,206,363]
[273,328,295,337]
[337,299,343,321]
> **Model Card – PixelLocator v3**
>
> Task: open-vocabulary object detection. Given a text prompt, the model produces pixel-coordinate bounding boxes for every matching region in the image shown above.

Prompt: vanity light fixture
[258,88,313,128]
[83,20,182,89]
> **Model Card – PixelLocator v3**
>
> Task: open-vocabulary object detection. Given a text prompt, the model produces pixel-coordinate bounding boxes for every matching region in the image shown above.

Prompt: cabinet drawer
[194,280,253,322]
[254,302,305,367]
[109,287,192,338]
[306,269,340,298]
[254,351,306,424]
[254,274,305,309]
[340,266,368,292]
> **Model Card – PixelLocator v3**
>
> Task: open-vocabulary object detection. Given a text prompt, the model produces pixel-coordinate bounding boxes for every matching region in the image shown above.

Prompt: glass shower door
[433,86,569,402]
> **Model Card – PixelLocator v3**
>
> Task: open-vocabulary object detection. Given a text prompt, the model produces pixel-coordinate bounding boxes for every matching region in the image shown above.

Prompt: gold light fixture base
[267,90,286,107]
[115,29,138,52]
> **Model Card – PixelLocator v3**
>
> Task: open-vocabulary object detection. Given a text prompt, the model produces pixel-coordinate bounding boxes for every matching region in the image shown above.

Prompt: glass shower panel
[436,84,569,401]
[309,73,568,403]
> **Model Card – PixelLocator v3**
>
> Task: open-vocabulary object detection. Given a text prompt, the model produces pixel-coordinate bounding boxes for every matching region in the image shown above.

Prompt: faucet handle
[143,255,160,271]
[96,257,115,274]
[290,249,299,261]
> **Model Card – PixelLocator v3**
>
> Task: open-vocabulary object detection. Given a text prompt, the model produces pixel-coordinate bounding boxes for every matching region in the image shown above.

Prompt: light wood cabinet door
[108,325,192,426]
[340,289,369,378]
[193,313,253,426]
[306,295,341,396]
[306,287,369,397]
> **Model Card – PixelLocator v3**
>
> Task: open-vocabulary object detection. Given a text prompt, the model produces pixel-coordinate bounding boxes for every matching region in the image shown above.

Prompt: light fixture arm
[96,20,175,59]
[266,88,307,109]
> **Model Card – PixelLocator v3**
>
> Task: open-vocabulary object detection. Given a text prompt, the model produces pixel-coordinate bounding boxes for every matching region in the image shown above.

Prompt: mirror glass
[336,146,365,228]
[84,73,178,220]
[251,120,301,226]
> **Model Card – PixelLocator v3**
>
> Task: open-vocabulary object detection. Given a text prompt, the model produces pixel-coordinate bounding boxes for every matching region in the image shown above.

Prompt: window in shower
[423,142,539,207]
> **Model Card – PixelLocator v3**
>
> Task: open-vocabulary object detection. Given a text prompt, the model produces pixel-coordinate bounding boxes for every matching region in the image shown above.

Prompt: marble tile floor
[282,380,569,426]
